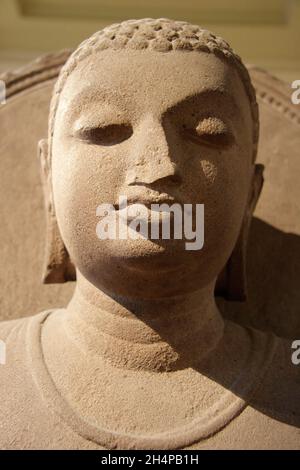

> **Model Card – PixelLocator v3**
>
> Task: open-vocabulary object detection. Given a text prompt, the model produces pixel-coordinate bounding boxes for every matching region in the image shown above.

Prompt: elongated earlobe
[38,139,76,283]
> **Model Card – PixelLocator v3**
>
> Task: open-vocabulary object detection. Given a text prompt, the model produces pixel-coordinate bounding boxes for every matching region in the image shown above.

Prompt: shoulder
[0,309,52,343]
[0,310,57,448]
[0,310,53,367]
[0,315,28,340]
[249,332,300,426]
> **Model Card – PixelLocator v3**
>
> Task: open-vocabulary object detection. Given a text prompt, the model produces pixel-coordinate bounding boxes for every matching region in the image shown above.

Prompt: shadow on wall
[219,217,300,339]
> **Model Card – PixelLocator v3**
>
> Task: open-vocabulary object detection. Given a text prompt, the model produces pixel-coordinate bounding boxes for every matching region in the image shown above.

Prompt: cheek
[203,152,251,263]
[182,144,251,265]
[51,141,124,256]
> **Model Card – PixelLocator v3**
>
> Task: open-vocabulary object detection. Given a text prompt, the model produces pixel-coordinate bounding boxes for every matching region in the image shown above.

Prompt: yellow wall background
[0,0,299,82]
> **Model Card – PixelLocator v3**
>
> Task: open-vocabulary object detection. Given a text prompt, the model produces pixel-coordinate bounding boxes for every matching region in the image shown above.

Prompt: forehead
[57,49,251,121]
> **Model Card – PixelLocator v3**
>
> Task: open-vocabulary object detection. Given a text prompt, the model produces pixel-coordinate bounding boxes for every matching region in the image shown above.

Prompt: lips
[118,206,173,225]
[114,193,179,210]
[111,193,184,229]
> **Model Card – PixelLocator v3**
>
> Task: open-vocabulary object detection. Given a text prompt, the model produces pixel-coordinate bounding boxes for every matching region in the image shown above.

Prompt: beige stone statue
[0,18,299,450]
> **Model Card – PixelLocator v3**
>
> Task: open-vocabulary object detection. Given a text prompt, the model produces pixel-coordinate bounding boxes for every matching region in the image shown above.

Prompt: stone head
[39,18,263,299]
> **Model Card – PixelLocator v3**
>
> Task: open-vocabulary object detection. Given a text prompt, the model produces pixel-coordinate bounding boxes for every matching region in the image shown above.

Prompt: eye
[183,117,234,148]
[75,124,133,146]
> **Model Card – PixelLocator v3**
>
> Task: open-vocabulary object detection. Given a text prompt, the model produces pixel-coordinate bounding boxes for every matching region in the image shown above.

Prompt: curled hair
[49,18,259,160]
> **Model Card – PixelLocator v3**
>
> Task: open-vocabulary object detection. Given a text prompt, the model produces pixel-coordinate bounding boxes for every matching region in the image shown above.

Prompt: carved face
[51,49,256,298]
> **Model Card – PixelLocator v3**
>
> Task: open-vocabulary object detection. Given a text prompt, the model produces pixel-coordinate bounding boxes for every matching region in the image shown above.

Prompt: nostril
[153,170,182,187]
[168,172,182,186]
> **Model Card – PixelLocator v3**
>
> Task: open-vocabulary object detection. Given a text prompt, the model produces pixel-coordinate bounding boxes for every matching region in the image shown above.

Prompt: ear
[38,139,53,215]
[248,163,264,216]
[215,163,264,302]
[38,139,76,284]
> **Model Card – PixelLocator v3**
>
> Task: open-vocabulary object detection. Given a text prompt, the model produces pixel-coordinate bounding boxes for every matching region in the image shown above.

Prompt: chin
[103,240,185,274]
[97,236,189,259]
[83,256,212,300]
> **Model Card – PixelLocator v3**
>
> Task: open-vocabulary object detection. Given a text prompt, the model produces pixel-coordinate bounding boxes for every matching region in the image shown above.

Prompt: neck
[63,271,225,372]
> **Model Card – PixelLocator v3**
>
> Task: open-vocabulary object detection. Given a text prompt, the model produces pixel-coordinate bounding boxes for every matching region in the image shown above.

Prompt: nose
[126,115,181,186]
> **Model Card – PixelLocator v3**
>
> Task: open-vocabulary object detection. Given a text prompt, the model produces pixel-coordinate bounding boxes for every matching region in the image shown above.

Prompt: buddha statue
[0,18,299,450]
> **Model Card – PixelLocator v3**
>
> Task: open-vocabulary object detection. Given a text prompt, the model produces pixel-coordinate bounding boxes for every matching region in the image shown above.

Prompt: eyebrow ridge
[65,85,127,111]
[163,88,239,115]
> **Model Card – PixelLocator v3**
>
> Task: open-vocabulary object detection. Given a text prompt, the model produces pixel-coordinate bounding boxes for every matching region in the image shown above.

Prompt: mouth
[113,194,181,226]
[113,193,179,211]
